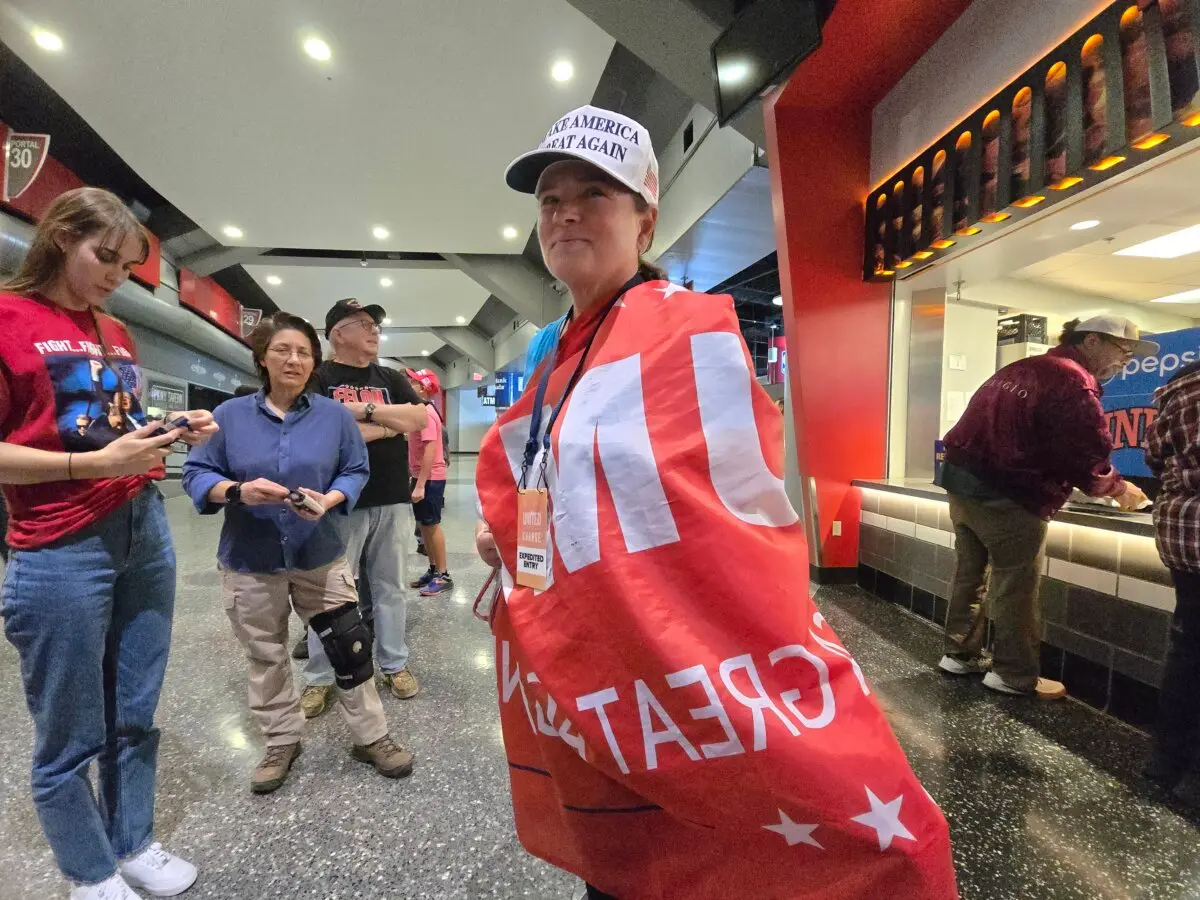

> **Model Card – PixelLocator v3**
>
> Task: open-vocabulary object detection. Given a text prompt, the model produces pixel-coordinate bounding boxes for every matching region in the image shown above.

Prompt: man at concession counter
[937,315,1154,700]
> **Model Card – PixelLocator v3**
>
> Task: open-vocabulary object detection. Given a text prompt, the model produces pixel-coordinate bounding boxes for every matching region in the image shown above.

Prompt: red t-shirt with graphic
[0,291,159,550]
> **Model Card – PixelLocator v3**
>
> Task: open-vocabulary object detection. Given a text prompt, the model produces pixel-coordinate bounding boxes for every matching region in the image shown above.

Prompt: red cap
[406,368,441,396]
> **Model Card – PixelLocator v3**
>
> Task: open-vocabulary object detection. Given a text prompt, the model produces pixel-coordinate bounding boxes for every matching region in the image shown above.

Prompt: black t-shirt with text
[311,361,423,508]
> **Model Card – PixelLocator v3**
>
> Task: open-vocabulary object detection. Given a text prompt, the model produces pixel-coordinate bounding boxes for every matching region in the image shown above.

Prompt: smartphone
[288,490,325,515]
[149,415,192,438]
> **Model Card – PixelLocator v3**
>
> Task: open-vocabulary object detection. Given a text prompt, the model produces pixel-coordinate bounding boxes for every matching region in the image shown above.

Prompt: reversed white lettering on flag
[691,331,798,527]
[499,623,853,772]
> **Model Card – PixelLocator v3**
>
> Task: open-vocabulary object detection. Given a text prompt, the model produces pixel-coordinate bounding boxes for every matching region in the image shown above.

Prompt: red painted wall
[762,0,974,569]
[179,268,244,342]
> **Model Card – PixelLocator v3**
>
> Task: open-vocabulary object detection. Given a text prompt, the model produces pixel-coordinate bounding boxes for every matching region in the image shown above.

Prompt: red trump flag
[475,282,958,899]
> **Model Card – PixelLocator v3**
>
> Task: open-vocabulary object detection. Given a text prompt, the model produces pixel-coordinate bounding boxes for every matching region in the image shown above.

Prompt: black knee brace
[310,602,374,689]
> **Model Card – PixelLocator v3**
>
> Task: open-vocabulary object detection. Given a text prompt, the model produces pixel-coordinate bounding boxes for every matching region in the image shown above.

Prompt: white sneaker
[118,843,198,897]
[69,873,139,900]
[938,654,990,675]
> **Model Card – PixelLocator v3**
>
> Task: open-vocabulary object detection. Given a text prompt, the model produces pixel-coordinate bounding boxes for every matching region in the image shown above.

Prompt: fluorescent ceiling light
[303,37,331,61]
[421,350,431,356]
[772,295,784,306]
[456,315,467,324]
[266,275,282,286]
[1116,224,1200,259]
[720,60,751,85]
[222,225,243,239]
[33,29,63,52]
[1071,220,1101,231]
[372,226,390,240]
[551,59,574,82]
[1151,287,1200,304]
[379,277,393,287]
[502,225,519,240]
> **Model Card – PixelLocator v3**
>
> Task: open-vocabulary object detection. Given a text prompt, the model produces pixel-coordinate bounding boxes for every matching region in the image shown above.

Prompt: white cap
[1074,315,1159,356]
[505,105,659,207]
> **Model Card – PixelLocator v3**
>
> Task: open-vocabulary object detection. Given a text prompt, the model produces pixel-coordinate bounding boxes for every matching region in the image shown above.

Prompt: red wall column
[764,98,891,570]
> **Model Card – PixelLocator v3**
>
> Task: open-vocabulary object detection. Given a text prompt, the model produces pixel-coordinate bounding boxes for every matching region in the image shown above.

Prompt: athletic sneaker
[300,683,334,719]
[118,843,198,897]
[420,573,453,597]
[937,654,990,676]
[410,566,436,590]
[70,874,140,900]
[983,671,1067,700]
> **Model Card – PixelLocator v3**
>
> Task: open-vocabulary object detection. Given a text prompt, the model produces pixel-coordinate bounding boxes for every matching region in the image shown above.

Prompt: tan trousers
[944,493,1049,691]
[221,557,388,748]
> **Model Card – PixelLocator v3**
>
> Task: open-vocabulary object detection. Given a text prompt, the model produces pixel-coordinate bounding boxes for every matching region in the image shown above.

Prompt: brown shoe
[252,742,302,794]
[384,668,419,700]
[351,734,415,778]
[983,671,1067,700]
[301,683,334,718]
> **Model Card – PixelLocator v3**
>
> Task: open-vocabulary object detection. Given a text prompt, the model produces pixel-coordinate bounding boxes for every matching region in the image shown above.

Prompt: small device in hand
[288,490,325,516]
[150,415,192,438]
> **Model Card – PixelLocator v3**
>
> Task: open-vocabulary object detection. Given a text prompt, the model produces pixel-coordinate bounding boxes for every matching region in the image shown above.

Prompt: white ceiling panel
[2,0,613,253]
[243,265,490,328]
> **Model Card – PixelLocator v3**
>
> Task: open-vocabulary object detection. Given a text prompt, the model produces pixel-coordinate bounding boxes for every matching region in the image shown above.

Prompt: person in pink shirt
[406,369,451,596]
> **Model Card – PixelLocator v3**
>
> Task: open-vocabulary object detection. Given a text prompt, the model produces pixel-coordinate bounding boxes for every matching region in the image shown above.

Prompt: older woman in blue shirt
[183,313,413,794]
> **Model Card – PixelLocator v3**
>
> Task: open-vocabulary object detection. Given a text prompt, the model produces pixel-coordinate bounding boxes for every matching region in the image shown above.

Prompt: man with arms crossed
[301,299,427,716]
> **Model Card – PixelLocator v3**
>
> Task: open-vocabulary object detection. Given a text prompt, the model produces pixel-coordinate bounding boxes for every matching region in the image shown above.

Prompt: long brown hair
[633,195,667,282]
[3,187,149,296]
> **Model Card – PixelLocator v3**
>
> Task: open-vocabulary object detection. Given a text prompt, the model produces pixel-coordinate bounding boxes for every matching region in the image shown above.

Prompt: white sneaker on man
[69,873,140,900]
[118,843,198,896]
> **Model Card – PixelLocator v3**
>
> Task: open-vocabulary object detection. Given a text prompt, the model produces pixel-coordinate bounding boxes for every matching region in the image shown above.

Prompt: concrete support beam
[177,245,268,276]
[429,325,495,374]
[563,0,765,145]
[444,253,565,327]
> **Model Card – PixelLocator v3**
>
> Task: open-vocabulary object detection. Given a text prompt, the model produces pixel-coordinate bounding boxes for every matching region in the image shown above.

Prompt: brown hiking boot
[351,735,415,778]
[301,683,334,718]
[383,668,419,700]
[252,742,302,794]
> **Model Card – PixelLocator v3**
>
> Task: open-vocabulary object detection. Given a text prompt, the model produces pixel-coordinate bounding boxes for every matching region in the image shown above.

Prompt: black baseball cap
[325,298,386,338]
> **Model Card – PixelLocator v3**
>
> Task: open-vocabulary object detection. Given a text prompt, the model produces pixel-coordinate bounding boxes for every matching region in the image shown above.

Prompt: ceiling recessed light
[222,225,243,239]
[266,275,282,286]
[772,295,783,306]
[1117,224,1200,259]
[551,59,574,83]
[381,317,392,325]
[456,315,467,324]
[303,37,331,62]
[502,225,520,241]
[372,226,389,240]
[1071,220,1101,231]
[209,311,219,319]
[1151,287,1200,304]
[379,277,393,287]
[33,28,63,52]
[421,350,431,356]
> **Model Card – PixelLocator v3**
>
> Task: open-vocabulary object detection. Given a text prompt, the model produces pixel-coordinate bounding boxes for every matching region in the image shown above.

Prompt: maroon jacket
[943,345,1124,519]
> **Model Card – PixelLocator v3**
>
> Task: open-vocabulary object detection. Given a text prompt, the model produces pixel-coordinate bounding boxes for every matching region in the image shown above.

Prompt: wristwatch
[364,403,376,423]
[225,482,243,505]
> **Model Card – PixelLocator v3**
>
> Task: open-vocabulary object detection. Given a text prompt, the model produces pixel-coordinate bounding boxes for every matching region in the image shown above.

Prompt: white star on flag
[655,283,688,298]
[763,809,824,849]
[851,788,916,851]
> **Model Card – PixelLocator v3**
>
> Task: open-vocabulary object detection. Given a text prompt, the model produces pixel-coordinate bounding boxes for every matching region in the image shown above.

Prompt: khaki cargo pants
[221,557,387,747]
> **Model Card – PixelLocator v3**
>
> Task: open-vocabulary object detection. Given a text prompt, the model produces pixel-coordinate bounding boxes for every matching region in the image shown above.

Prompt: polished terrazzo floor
[0,460,1198,898]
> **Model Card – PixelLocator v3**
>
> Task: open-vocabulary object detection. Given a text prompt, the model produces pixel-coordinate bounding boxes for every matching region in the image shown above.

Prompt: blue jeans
[306,503,410,683]
[2,486,176,885]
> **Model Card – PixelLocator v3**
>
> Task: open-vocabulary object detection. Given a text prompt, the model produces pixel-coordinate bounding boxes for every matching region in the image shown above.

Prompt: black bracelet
[67,452,74,481]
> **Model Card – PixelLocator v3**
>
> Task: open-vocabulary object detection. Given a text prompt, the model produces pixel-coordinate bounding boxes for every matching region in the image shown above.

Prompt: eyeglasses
[1103,336,1137,356]
[336,319,381,335]
[267,345,313,360]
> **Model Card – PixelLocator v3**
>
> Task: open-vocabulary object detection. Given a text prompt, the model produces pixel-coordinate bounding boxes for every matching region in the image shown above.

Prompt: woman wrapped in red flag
[473,105,959,900]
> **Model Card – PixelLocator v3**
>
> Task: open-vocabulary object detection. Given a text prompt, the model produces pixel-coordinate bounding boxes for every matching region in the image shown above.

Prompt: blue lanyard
[521,273,643,486]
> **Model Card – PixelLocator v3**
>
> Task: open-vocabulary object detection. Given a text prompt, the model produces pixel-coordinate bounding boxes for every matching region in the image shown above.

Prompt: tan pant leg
[290,557,388,747]
[221,569,304,746]
[959,498,1048,691]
